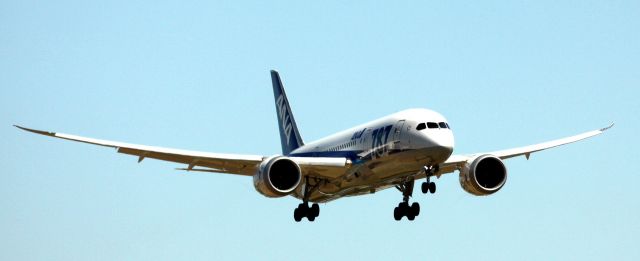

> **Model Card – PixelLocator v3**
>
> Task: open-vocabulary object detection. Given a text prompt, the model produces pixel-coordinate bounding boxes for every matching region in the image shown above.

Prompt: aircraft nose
[416,129,455,162]
[434,131,454,156]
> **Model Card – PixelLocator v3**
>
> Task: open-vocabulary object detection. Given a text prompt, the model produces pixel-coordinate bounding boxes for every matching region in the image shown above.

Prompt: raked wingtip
[600,122,615,132]
[14,125,56,136]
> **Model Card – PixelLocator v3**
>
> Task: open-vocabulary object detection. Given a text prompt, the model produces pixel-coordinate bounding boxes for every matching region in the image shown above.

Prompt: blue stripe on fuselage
[288,150,362,161]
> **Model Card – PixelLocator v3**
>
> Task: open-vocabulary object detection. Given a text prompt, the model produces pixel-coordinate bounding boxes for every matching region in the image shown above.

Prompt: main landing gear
[393,165,439,221]
[421,165,438,194]
[294,177,321,222]
[294,202,319,222]
[394,179,420,221]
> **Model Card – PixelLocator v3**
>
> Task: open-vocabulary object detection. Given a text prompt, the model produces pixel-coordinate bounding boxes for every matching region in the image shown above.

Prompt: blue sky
[2,0,638,260]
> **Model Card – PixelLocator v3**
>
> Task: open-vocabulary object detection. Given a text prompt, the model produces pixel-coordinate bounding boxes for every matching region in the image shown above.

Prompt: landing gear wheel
[293,201,321,222]
[311,203,320,218]
[293,176,324,222]
[307,203,319,222]
[406,202,420,220]
[294,203,308,222]
[421,165,439,195]
[393,201,420,221]
[294,208,302,222]
[422,182,436,194]
[429,182,436,194]
[394,180,420,221]
[411,202,420,216]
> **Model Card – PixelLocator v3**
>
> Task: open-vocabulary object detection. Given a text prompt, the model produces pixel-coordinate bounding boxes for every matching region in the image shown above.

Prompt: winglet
[14,125,57,137]
[600,122,615,132]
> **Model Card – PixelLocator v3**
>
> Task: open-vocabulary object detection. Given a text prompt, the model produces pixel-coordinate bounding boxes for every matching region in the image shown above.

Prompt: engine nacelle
[459,154,508,196]
[253,156,302,198]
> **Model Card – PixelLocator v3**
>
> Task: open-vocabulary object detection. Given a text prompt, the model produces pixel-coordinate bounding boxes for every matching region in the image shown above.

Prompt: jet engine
[459,154,507,196]
[253,156,302,197]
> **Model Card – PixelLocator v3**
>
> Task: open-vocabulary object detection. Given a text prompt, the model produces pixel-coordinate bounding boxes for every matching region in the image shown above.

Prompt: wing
[15,125,265,175]
[15,125,351,178]
[439,123,614,174]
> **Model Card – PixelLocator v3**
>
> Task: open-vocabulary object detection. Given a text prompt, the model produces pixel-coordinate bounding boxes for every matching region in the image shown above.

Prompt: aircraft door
[392,120,406,150]
[360,128,372,151]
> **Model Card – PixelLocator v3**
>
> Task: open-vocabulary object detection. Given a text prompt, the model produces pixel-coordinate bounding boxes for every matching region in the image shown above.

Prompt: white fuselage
[289,108,454,202]
[16,69,611,222]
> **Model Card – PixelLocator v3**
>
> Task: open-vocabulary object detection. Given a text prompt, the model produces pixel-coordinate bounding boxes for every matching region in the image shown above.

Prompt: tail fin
[271,70,304,155]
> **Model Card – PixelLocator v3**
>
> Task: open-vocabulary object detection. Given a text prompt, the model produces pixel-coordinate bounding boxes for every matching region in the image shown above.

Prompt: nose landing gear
[421,165,438,194]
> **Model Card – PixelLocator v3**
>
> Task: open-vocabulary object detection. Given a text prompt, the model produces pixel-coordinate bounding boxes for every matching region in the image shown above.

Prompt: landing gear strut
[421,165,438,194]
[394,179,420,221]
[294,177,321,222]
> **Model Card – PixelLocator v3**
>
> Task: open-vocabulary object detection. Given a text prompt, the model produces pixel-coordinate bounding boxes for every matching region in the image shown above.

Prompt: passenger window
[416,123,426,130]
[427,122,439,129]
[439,122,447,129]
[446,123,451,129]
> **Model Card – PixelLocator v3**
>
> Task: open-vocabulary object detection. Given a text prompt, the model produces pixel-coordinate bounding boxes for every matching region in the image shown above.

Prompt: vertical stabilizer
[271,70,304,155]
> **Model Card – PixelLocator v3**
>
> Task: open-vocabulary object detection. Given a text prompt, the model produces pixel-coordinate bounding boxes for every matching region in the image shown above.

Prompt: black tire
[311,203,320,217]
[407,213,415,221]
[393,207,401,221]
[411,202,420,216]
[298,203,308,217]
[308,215,315,222]
[294,208,302,222]
[429,182,436,194]
[421,182,429,194]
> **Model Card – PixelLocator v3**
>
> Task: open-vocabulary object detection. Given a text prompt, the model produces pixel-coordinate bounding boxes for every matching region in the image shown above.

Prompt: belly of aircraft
[296,146,451,203]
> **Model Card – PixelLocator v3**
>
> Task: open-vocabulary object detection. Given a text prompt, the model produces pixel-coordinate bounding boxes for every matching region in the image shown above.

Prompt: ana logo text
[276,94,293,146]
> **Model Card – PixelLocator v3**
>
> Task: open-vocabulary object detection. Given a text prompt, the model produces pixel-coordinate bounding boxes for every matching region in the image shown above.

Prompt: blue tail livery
[271,70,304,155]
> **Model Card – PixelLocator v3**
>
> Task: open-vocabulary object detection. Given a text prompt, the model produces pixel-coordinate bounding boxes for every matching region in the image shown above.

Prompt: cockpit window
[446,123,451,129]
[427,122,439,129]
[416,123,426,130]
[439,122,448,129]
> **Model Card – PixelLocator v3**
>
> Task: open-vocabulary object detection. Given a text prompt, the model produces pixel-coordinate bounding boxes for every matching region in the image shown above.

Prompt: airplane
[15,70,613,222]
